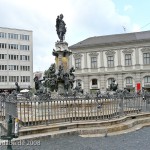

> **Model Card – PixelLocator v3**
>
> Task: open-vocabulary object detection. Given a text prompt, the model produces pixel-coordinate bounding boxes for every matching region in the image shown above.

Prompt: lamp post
[1,115,19,150]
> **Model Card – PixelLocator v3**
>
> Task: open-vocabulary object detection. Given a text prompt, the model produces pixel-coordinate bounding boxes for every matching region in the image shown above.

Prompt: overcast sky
[0,0,150,72]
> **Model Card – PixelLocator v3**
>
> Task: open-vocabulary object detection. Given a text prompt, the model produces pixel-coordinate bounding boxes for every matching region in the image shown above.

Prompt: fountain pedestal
[52,41,72,95]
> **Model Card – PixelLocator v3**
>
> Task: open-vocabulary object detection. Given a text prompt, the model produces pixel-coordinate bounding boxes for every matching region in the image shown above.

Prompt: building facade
[0,27,33,92]
[69,31,150,94]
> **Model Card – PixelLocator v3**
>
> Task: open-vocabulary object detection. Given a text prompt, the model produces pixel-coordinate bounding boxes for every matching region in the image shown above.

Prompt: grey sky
[0,0,139,72]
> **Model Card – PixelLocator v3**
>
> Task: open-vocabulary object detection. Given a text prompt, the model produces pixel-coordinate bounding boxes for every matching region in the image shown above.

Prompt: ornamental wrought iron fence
[0,93,150,127]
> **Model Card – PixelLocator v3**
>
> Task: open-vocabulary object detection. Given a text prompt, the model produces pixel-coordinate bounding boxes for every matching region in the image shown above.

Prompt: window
[8,44,18,50]
[75,58,81,69]
[20,66,30,71]
[107,56,114,67]
[126,77,132,84]
[108,78,114,86]
[144,76,150,84]
[20,34,29,40]
[27,76,30,82]
[20,55,30,61]
[0,43,7,49]
[14,44,18,49]
[0,32,6,38]
[9,76,19,82]
[91,57,97,68]
[28,66,30,71]
[143,53,150,64]
[0,65,7,70]
[8,65,19,70]
[8,33,18,39]
[9,55,18,60]
[0,54,7,59]
[14,55,16,60]
[20,45,30,50]
[21,76,30,82]
[0,76,7,82]
[92,79,97,85]
[125,54,132,66]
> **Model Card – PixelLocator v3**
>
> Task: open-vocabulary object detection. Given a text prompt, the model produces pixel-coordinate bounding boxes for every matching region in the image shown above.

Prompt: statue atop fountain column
[41,14,78,96]
[56,14,66,42]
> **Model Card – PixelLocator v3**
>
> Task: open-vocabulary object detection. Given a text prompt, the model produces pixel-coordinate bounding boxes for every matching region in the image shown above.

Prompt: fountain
[43,14,77,96]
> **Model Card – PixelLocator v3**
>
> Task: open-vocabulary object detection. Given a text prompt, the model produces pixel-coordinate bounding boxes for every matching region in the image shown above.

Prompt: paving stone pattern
[1,127,150,150]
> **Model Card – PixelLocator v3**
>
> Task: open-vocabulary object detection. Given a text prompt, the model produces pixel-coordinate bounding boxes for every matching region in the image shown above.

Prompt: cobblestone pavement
[1,127,150,150]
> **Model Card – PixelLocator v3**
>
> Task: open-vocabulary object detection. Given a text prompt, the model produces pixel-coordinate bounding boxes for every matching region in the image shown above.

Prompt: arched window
[108,78,114,86]
[126,77,132,84]
[144,76,150,84]
[92,79,97,85]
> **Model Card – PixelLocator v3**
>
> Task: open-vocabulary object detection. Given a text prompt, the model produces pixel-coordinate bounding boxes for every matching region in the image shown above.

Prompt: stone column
[117,74,123,90]
[117,50,122,66]
[100,75,105,92]
[100,51,105,72]
[117,50,122,71]
[84,52,87,68]
[135,48,140,69]
[100,51,104,67]
[135,48,139,64]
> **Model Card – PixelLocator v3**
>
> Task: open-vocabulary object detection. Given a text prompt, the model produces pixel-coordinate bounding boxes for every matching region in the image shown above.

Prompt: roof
[69,30,150,49]
[0,26,32,32]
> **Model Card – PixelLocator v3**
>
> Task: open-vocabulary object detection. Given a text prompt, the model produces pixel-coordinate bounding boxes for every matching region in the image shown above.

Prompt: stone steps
[79,117,150,136]
[80,122,150,137]
[1,113,150,142]
[19,113,150,138]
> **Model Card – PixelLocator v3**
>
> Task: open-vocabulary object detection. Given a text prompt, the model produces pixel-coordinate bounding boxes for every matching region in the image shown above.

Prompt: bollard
[7,115,13,137]
[6,115,13,150]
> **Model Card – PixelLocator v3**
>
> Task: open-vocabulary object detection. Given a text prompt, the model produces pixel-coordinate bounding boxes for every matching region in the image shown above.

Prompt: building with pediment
[69,31,150,94]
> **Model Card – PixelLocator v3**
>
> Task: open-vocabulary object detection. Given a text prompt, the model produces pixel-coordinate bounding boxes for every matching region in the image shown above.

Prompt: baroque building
[0,27,33,92]
[69,31,150,94]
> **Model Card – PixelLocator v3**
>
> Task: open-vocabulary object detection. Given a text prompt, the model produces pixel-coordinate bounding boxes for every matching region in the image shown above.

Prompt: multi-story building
[0,27,33,92]
[69,31,150,94]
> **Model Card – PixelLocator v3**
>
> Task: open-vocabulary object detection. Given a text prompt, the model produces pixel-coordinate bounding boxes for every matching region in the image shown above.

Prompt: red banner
[136,83,141,91]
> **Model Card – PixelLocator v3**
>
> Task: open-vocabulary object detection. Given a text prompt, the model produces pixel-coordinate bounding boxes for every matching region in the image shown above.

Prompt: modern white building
[0,27,33,92]
[69,31,150,94]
